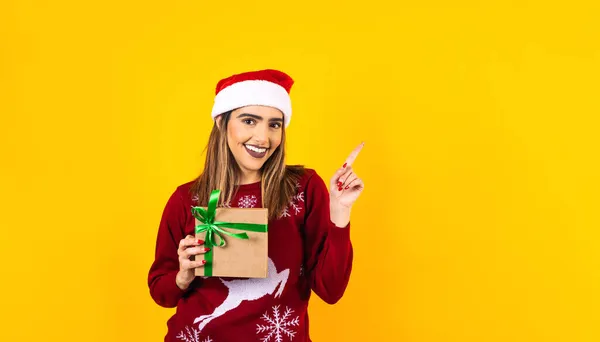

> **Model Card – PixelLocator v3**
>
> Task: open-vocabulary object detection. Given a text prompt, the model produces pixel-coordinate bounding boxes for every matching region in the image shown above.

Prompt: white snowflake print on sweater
[176,325,213,342]
[238,195,258,208]
[256,305,300,342]
[190,194,231,208]
[279,190,304,218]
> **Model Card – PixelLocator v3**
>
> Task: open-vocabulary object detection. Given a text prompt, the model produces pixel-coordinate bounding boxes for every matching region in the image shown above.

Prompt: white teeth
[245,144,267,153]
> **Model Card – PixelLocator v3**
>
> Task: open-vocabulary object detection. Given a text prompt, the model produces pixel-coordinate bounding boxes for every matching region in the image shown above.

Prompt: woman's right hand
[176,235,210,290]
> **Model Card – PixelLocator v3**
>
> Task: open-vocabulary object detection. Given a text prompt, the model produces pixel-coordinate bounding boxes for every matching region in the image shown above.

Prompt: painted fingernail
[337,181,342,187]
[343,163,347,168]
[202,260,207,264]
[204,247,211,252]
[197,239,204,244]
[345,185,349,189]
[338,187,343,191]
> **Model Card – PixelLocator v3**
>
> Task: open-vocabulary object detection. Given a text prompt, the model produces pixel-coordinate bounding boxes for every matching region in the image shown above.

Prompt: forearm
[149,269,188,308]
[308,224,354,304]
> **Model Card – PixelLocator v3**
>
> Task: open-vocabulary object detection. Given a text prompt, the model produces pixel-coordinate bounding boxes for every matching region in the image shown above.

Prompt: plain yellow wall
[1,1,599,341]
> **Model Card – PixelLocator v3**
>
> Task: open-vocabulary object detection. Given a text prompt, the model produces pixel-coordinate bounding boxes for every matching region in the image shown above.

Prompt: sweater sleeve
[303,171,354,304]
[148,187,193,308]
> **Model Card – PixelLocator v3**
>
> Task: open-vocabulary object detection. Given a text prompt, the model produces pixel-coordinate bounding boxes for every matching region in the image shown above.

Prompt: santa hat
[211,69,294,127]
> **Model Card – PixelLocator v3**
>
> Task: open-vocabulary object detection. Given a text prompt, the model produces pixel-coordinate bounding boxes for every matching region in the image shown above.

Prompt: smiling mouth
[244,144,269,158]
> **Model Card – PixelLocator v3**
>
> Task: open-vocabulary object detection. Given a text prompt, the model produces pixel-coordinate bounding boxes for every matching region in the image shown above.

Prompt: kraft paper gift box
[192,190,268,278]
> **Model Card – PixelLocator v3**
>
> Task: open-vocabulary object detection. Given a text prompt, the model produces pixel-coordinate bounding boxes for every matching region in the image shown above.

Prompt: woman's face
[224,105,284,175]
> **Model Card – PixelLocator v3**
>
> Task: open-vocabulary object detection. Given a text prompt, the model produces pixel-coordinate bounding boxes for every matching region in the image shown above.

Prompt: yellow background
[1,1,599,341]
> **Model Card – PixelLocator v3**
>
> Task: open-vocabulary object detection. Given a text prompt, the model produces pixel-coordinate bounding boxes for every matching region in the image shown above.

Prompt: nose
[252,123,269,145]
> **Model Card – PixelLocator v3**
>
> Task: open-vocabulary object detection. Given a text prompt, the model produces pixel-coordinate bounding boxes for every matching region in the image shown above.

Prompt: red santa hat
[211,69,294,127]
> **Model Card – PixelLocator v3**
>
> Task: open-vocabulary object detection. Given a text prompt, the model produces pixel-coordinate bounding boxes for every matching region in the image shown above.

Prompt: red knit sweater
[148,168,353,342]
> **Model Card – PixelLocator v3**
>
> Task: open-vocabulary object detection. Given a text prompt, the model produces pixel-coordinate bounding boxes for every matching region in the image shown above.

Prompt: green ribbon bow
[191,189,268,276]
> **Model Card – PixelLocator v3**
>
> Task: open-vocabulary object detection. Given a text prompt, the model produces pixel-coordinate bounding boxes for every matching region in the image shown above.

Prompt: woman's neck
[239,170,261,185]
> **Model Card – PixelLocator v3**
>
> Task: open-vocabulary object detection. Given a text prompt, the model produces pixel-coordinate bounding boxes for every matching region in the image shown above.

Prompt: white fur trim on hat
[211,80,292,127]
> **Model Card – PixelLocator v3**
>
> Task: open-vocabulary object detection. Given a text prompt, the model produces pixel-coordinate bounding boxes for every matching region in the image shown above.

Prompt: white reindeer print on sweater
[193,257,290,332]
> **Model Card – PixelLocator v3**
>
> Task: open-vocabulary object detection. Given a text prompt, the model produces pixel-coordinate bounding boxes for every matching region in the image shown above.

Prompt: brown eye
[243,119,255,125]
[270,122,281,129]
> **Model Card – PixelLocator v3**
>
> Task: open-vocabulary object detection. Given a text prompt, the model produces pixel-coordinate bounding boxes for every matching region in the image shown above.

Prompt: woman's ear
[215,115,222,129]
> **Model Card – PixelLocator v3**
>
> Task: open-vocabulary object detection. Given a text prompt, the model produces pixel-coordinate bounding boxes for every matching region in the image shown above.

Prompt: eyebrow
[237,113,284,122]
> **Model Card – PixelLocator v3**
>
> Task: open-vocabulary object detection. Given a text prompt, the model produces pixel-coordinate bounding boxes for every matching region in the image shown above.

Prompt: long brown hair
[190,110,305,219]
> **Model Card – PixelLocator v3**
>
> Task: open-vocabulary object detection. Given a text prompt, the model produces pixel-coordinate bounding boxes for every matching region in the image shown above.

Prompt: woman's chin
[236,152,273,172]
[240,162,265,173]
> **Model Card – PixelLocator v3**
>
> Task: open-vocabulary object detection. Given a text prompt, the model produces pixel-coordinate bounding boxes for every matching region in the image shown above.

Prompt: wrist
[175,271,191,291]
[330,204,351,228]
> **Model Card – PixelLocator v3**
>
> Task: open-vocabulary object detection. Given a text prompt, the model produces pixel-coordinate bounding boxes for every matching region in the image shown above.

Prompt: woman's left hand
[329,142,365,227]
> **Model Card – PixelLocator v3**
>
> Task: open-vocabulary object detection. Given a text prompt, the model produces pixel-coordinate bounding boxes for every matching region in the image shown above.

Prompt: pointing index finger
[344,142,365,167]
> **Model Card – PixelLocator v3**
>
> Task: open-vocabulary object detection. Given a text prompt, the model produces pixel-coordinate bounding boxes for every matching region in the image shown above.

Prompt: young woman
[148,69,365,341]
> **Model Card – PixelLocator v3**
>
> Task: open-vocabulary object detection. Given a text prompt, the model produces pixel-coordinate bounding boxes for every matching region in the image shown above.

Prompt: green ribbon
[191,189,268,276]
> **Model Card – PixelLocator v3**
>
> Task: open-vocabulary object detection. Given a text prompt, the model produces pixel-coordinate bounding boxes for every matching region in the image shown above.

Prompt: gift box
[192,190,268,278]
